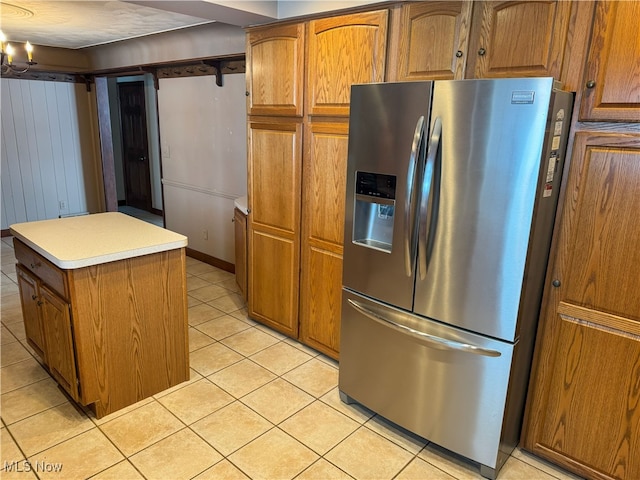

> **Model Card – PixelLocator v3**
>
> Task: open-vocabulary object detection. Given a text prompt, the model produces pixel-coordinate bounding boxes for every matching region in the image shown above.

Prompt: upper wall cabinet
[307,10,388,117]
[392,1,473,81]
[246,23,305,116]
[466,1,572,79]
[579,0,640,122]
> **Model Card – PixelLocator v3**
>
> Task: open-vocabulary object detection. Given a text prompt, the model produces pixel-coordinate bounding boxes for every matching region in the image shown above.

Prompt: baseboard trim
[186,248,235,274]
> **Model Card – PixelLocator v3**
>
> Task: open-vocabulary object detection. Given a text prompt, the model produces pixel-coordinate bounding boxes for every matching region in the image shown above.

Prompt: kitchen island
[10,212,189,418]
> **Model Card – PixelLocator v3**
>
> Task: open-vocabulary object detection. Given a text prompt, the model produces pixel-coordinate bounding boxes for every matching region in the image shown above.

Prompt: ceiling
[0,0,278,50]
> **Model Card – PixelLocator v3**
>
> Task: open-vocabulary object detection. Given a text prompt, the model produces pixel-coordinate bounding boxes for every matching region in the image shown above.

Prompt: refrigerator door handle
[418,117,442,280]
[404,116,425,277]
[348,298,502,357]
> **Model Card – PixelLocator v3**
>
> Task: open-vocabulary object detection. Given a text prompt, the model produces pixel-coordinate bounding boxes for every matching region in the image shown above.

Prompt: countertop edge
[11,232,188,270]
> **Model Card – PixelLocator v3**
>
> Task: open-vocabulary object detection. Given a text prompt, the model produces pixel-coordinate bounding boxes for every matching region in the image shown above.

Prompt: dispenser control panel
[356,172,396,199]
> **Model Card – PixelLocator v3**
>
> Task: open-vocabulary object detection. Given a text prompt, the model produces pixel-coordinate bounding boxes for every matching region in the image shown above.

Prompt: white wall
[158,73,247,263]
[1,79,102,229]
[277,0,382,19]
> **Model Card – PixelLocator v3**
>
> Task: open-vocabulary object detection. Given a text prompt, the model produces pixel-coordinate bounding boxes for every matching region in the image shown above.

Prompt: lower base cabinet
[234,207,248,300]
[522,131,640,480]
[15,238,189,418]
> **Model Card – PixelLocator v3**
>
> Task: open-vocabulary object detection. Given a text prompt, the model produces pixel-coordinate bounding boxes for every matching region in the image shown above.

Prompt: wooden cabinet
[16,249,80,401]
[39,284,79,400]
[579,0,640,122]
[299,122,349,359]
[246,23,305,117]
[16,265,47,361]
[307,10,388,116]
[234,207,248,301]
[391,1,473,81]
[466,0,573,79]
[247,121,303,337]
[14,238,189,418]
[522,132,640,480]
[245,9,389,354]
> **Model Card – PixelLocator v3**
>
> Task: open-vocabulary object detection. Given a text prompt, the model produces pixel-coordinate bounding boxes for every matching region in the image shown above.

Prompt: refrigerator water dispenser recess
[352,171,396,253]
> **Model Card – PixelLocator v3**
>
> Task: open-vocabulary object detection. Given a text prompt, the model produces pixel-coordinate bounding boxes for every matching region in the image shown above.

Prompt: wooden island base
[12,213,189,419]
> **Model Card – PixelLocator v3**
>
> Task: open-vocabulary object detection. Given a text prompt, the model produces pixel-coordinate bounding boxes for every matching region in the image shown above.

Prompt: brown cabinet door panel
[16,265,47,362]
[248,122,303,232]
[247,120,302,337]
[300,122,349,359]
[533,309,640,480]
[523,132,640,479]
[394,1,473,80]
[248,229,299,337]
[302,123,349,245]
[40,285,79,401]
[300,246,343,359]
[307,10,388,116]
[580,1,640,122]
[563,145,640,320]
[247,23,305,117]
[468,0,572,79]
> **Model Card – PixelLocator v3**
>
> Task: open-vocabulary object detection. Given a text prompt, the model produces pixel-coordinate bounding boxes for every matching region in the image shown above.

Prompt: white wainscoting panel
[1,78,101,230]
[158,73,247,263]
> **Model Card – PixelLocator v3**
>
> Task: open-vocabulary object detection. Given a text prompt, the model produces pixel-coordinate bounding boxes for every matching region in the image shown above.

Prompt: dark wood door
[118,81,152,211]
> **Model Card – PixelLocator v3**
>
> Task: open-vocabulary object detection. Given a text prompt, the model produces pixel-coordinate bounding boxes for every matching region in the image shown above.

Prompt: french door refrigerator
[339,78,573,479]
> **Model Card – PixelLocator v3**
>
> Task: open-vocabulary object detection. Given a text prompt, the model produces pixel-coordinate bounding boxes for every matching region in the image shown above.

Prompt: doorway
[118,81,152,212]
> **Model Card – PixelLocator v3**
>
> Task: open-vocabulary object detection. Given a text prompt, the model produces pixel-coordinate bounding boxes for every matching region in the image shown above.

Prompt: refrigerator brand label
[511,91,535,104]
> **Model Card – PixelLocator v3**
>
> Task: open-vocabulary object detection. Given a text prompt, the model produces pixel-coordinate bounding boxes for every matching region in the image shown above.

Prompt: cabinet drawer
[14,239,68,299]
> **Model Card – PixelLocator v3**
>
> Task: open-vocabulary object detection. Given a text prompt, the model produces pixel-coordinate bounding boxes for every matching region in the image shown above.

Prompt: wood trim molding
[186,248,235,274]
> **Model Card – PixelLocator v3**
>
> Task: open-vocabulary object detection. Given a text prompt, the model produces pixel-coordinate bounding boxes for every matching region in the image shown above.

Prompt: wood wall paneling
[1,79,100,229]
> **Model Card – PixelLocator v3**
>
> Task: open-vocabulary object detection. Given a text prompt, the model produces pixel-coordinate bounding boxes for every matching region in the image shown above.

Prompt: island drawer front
[14,239,68,299]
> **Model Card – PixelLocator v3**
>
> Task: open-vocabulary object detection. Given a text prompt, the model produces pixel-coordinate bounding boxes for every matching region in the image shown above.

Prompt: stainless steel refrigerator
[339,78,573,479]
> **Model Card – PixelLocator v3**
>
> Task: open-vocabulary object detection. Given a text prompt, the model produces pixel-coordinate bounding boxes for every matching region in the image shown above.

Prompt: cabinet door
[16,265,47,362]
[247,120,303,337]
[307,10,388,117]
[467,0,572,79]
[299,122,349,359]
[579,1,640,122]
[523,132,640,480]
[246,23,305,117]
[234,208,248,300]
[393,1,473,81]
[40,285,79,401]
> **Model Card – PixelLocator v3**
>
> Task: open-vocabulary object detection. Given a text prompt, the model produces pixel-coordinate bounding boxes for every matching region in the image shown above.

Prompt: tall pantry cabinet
[522,2,640,479]
[245,10,388,358]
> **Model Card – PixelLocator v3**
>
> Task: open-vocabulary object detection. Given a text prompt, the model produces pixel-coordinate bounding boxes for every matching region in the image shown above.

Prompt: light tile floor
[0,236,584,480]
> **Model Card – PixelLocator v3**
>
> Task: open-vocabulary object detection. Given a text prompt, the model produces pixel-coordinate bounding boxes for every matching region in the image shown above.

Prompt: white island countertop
[10,212,188,269]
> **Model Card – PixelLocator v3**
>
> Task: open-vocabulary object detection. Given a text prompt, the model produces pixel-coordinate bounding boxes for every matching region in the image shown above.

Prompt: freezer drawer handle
[348,299,502,357]
[404,115,425,277]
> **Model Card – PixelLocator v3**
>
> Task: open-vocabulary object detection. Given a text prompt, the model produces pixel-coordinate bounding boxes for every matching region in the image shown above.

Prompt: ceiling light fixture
[1,30,37,75]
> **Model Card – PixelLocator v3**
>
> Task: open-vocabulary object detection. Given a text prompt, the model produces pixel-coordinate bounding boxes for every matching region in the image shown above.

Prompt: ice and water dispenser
[352,171,396,253]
